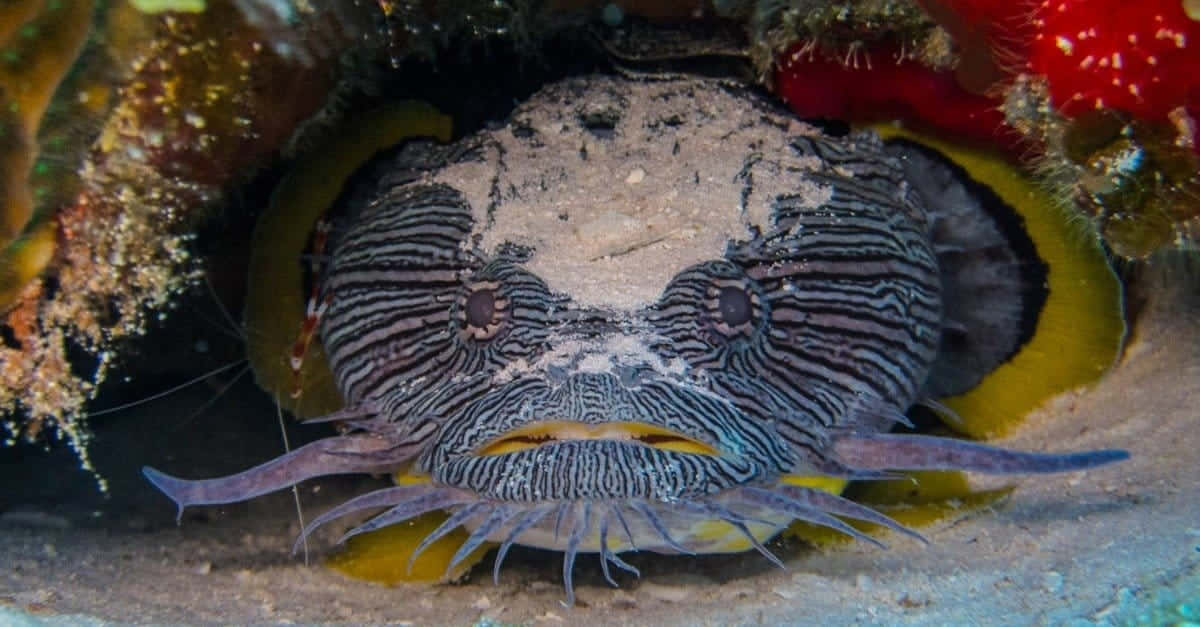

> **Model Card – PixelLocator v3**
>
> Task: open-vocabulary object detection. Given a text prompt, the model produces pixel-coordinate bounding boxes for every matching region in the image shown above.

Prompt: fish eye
[466,288,497,328]
[461,281,506,340]
[707,278,759,339]
[717,285,752,326]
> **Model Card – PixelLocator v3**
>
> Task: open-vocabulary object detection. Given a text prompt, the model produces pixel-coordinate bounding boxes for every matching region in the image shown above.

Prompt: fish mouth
[474,420,721,457]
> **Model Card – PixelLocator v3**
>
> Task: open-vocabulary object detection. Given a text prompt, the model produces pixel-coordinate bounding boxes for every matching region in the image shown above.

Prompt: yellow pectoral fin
[783,470,1013,547]
[326,470,490,585]
[326,511,491,585]
[780,474,850,495]
[392,470,432,486]
[873,124,1125,439]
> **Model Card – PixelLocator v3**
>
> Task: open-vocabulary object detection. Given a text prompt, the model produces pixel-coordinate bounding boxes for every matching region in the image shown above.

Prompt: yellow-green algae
[131,0,207,14]
[0,0,94,308]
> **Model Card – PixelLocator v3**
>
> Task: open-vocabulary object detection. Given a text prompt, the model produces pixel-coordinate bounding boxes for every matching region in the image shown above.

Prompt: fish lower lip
[475,420,720,457]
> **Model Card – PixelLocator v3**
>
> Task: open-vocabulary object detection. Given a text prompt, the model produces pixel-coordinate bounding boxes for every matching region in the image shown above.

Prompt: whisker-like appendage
[596,512,615,587]
[633,502,695,555]
[859,405,916,429]
[678,499,778,528]
[493,506,555,585]
[737,486,888,549]
[333,490,477,547]
[299,402,380,424]
[843,390,917,430]
[597,509,619,586]
[293,485,469,554]
[562,502,592,607]
[447,505,517,576]
[776,484,927,545]
[595,505,642,586]
[173,363,253,431]
[612,504,639,551]
[553,502,569,541]
[89,360,248,420]
[605,545,640,578]
[731,519,785,569]
[916,398,964,427]
[698,502,785,569]
[404,503,488,574]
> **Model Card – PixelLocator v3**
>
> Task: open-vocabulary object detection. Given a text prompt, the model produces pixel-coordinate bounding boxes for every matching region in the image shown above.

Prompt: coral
[0,0,95,309]
[1020,1,1200,256]
[0,1,344,485]
[775,42,1016,151]
[1027,0,1200,126]
[744,0,940,80]
[912,0,1034,92]
[0,218,54,309]
[769,0,1200,258]
[1024,101,1200,258]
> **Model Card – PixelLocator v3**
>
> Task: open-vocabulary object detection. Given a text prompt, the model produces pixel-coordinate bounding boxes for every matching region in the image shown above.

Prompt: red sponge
[774,44,1015,151]
[1027,0,1200,122]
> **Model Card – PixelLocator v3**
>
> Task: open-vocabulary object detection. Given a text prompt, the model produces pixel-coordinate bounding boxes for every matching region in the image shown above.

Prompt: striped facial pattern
[143,76,1127,603]
[319,125,943,503]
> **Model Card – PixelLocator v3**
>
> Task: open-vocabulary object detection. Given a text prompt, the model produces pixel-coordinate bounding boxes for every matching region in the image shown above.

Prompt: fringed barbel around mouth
[263,481,929,605]
[142,428,1128,605]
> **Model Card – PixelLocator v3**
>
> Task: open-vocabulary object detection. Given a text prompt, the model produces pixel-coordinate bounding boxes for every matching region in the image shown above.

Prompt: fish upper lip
[473,419,723,457]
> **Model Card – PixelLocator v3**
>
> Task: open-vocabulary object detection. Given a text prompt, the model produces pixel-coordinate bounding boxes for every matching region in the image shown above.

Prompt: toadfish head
[143,76,1127,603]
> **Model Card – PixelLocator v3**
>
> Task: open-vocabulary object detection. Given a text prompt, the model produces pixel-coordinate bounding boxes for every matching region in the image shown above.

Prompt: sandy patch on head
[431,77,831,311]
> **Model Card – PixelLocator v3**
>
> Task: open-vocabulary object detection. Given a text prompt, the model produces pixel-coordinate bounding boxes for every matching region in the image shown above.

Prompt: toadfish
[144,75,1127,603]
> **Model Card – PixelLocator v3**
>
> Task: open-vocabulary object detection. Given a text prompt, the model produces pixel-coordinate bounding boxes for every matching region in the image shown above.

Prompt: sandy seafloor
[1,265,1197,626]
